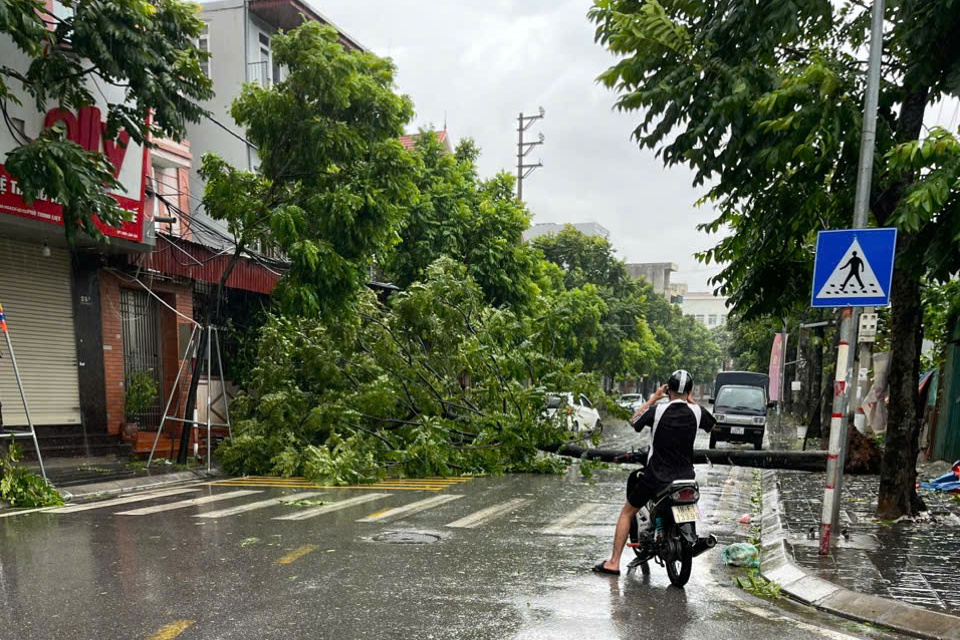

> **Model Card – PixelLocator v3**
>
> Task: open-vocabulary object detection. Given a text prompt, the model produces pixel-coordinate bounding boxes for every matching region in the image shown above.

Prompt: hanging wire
[105,267,200,326]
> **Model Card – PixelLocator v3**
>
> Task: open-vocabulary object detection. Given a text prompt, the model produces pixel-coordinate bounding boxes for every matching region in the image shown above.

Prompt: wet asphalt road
[0,427,908,640]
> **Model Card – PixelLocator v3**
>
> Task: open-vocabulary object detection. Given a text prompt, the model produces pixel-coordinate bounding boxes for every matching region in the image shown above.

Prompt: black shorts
[626,469,658,509]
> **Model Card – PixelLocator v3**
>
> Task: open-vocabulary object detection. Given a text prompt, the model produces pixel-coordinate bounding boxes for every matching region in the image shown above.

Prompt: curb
[58,468,226,502]
[759,470,960,640]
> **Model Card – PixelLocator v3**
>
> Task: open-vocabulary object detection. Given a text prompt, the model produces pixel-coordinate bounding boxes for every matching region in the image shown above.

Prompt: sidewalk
[760,466,960,639]
[17,455,223,503]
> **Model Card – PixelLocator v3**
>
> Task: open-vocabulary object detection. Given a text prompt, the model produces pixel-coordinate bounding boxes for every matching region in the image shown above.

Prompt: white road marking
[357,494,463,523]
[192,492,327,518]
[50,488,203,514]
[445,498,530,529]
[0,506,58,518]
[541,502,607,535]
[273,493,391,521]
[115,490,260,516]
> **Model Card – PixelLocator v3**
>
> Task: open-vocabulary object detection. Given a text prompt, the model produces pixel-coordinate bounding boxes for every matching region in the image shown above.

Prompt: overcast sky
[308,0,725,291]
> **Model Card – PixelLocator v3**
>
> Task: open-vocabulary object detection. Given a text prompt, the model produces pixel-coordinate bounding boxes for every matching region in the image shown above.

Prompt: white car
[544,392,602,433]
[617,393,645,412]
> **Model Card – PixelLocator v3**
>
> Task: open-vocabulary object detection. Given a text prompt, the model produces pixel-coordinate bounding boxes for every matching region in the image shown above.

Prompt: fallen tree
[217,259,606,484]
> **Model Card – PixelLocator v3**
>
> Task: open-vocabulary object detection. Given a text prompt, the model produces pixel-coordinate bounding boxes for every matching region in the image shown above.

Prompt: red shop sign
[0,106,147,243]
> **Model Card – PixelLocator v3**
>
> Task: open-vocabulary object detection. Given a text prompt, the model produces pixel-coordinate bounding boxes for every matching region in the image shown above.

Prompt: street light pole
[819,0,885,555]
[517,107,545,201]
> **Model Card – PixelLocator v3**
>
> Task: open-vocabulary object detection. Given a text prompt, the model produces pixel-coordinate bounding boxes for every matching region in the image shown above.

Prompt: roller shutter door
[0,238,81,426]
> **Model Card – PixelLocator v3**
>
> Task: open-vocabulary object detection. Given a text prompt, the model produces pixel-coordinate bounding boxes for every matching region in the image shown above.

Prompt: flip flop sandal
[591,562,620,576]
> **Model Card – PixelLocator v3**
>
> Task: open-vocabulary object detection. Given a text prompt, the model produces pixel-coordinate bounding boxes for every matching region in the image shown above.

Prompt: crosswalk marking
[192,492,327,519]
[50,488,203,514]
[273,493,391,521]
[541,502,607,535]
[0,505,58,518]
[210,476,475,492]
[115,490,261,516]
[445,498,530,529]
[358,494,463,523]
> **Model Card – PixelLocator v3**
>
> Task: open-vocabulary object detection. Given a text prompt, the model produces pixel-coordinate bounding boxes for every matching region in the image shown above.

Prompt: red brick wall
[99,271,194,435]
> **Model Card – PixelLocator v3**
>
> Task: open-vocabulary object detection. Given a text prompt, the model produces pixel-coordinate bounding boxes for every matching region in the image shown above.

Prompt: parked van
[709,371,773,450]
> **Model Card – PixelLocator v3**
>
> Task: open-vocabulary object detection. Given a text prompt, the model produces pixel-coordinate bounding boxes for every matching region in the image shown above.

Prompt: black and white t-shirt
[630,399,716,487]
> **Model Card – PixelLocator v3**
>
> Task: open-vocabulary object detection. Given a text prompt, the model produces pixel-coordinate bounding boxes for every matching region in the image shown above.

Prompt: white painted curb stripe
[193,492,327,518]
[445,498,530,529]
[273,493,391,521]
[541,502,606,535]
[357,494,463,523]
[50,487,203,514]
[115,490,260,516]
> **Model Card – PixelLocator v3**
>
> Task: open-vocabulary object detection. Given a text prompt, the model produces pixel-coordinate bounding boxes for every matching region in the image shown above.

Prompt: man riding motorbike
[593,369,716,576]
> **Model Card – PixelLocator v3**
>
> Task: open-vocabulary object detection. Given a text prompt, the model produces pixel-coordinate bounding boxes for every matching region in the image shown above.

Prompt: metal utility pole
[819,0,885,555]
[517,107,545,201]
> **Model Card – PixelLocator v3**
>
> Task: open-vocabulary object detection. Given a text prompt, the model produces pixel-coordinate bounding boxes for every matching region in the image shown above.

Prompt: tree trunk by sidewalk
[877,265,926,518]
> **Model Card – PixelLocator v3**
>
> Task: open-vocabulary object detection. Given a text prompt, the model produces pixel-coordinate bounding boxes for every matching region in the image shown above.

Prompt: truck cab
[709,371,773,450]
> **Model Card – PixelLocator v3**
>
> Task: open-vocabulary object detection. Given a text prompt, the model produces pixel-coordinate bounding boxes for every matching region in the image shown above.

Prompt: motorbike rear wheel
[664,543,693,587]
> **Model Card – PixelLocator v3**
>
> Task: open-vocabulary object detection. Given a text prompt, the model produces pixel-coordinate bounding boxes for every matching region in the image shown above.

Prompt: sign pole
[819,0,885,554]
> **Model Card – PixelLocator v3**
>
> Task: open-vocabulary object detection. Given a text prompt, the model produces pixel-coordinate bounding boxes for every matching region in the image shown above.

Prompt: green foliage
[201,21,418,316]
[123,370,158,419]
[218,259,600,483]
[589,0,960,318]
[0,440,63,508]
[382,133,547,310]
[732,569,782,600]
[920,280,960,371]
[533,227,663,380]
[0,0,213,241]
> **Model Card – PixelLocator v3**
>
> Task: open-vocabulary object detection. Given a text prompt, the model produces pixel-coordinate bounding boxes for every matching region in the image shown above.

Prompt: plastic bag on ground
[722,542,759,568]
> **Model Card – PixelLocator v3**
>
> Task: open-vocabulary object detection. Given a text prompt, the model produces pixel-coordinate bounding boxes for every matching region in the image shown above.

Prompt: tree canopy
[381,132,549,310]
[1,0,213,240]
[200,22,418,316]
[589,0,960,517]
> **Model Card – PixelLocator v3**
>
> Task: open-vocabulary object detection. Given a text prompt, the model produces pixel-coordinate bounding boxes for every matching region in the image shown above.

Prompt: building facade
[0,0,360,459]
[523,222,610,242]
[187,0,365,248]
[680,292,731,329]
[625,262,679,297]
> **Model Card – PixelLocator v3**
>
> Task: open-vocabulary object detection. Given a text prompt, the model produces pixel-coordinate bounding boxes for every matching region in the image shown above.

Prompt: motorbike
[620,450,717,587]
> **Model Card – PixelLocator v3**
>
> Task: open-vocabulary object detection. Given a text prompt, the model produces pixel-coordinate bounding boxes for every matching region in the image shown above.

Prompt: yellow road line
[147,620,194,640]
[364,507,393,519]
[274,544,318,565]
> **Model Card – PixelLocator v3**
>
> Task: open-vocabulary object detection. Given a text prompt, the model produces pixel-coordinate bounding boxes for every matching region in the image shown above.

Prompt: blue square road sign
[811,228,897,308]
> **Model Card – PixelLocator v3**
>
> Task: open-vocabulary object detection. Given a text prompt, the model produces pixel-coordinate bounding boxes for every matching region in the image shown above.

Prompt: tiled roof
[398,130,452,153]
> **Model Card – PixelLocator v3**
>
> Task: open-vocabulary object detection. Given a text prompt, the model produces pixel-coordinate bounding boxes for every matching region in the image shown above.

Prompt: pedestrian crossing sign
[811,228,897,308]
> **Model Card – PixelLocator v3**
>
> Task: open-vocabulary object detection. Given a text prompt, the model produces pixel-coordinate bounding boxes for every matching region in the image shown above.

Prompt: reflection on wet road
[0,430,906,639]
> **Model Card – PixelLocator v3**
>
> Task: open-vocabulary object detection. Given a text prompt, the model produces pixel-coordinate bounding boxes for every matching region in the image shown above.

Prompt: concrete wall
[625,262,679,297]
[187,1,250,248]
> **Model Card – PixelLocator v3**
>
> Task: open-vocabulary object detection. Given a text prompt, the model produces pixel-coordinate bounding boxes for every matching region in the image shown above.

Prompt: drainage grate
[371,531,441,545]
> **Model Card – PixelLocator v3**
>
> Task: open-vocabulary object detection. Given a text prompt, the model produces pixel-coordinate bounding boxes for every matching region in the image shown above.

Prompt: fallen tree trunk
[541,444,832,472]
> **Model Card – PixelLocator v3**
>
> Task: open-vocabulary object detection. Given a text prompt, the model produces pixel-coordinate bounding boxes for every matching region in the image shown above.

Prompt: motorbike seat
[654,479,698,500]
